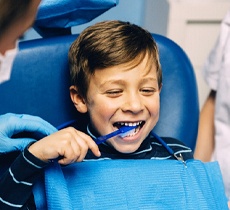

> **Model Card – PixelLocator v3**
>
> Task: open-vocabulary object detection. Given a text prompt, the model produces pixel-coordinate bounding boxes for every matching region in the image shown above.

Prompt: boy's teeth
[123,122,141,126]
[125,127,139,137]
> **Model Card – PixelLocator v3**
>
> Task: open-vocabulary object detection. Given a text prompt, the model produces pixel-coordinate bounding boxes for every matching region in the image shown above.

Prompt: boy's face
[72,54,161,153]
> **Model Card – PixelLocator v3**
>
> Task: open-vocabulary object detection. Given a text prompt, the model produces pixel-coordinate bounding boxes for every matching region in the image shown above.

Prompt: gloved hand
[0,113,57,154]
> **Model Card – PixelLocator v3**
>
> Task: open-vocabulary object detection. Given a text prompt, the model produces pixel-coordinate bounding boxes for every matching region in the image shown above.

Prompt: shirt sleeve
[0,146,48,209]
[202,10,230,91]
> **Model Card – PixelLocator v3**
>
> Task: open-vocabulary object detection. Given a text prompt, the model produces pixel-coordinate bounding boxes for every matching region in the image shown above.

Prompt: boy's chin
[112,142,141,154]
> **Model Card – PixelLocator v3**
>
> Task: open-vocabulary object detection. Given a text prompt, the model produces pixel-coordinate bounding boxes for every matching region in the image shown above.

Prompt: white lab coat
[203,10,230,199]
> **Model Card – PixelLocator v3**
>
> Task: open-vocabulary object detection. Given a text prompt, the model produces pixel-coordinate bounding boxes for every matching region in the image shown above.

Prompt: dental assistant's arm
[194,90,216,162]
[0,113,57,154]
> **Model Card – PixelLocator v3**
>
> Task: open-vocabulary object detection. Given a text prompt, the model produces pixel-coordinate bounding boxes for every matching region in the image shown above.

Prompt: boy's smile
[73,54,161,153]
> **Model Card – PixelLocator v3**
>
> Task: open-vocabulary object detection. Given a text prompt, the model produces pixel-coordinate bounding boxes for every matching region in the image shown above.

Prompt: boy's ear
[69,86,88,113]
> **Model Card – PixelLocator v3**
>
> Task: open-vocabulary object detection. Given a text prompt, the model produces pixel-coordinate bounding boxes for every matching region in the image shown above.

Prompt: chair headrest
[34,0,119,37]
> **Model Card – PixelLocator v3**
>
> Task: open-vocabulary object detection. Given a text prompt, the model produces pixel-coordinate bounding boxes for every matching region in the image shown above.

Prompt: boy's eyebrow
[99,80,126,88]
[140,77,158,83]
[99,77,158,88]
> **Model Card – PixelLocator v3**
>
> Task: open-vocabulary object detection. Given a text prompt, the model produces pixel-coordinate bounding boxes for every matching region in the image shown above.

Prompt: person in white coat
[0,0,59,153]
[195,10,230,200]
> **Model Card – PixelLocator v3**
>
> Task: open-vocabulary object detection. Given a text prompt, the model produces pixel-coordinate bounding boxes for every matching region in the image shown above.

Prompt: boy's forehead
[93,58,157,82]
[120,55,156,75]
[96,52,156,73]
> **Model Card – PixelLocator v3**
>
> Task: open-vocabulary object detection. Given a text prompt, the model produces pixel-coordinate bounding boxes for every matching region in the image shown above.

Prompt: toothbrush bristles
[119,126,137,138]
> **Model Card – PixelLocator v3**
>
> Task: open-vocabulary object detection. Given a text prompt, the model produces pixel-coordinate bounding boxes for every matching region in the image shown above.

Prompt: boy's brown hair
[69,20,162,99]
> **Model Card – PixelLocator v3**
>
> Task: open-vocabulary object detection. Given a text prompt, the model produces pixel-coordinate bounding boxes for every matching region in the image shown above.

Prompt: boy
[67,20,193,160]
[0,20,193,209]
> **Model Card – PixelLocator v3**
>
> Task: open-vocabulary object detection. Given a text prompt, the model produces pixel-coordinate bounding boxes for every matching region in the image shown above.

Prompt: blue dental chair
[2,36,224,209]
[0,33,199,150]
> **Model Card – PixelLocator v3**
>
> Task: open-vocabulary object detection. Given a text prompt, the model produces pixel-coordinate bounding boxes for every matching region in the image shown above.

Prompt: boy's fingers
[57,128,100,164]
[73,140,89,162]
[58,144,81,165]
[76,130,101,157]
[90,144,101,157]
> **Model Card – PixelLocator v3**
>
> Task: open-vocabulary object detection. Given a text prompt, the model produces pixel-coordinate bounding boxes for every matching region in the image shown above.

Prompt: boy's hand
[28,127,101,165]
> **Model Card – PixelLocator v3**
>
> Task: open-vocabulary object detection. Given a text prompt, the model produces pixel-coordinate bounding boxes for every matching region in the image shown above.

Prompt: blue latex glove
[0,113,57,154]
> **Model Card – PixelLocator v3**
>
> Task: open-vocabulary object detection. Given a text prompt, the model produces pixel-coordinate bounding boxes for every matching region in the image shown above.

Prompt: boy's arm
[194,90,216,162]
[0,147,47,209]
[0,126,101,209]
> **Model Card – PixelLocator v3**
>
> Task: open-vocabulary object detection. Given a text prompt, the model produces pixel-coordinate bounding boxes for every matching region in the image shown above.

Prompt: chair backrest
[0,34,199,150]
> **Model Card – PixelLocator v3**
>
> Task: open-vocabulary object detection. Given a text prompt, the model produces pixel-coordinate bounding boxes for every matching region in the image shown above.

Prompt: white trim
[0,197,22,208]
[9,168,32,186]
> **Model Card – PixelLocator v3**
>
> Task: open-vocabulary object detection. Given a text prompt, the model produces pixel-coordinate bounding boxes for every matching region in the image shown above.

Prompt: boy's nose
[121,93,144,114]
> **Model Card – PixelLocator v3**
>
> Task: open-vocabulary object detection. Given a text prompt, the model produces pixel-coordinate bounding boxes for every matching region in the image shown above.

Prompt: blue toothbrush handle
[95,126,137,145]
[95,129,121,144]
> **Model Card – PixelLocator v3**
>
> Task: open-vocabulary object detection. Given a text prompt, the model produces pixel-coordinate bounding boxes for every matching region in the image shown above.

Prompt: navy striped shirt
[0,129,193,209]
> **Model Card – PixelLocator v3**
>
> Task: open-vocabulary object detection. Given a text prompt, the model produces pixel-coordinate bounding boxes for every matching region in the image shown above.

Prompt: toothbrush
[49,125,138,162]
[95,125,138,145]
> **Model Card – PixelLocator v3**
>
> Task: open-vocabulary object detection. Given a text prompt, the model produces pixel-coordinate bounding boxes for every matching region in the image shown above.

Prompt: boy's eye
[140,88,157,95]
[105,89,123,97]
